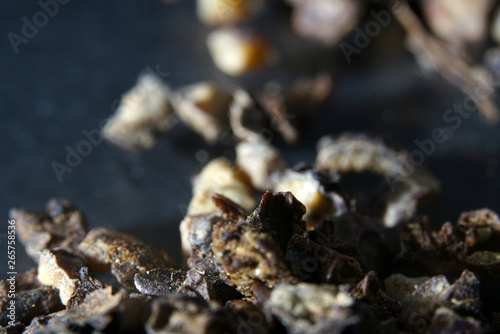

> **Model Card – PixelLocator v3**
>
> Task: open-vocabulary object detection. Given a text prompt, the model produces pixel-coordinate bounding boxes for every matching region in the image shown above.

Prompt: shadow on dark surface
[1,0,499,281]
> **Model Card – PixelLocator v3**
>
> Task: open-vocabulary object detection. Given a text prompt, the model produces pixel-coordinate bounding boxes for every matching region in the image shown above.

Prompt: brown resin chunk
[10,198,87,262]
[0,269,64,327]
[79,228,178,289]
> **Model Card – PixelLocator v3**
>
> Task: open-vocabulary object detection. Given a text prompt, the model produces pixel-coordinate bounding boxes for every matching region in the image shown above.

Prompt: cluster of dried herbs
[103,71,333,150]
[2,133,500,333]
[192,0,500,123]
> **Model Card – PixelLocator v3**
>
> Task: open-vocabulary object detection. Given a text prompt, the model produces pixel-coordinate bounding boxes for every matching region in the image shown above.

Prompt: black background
[1,0,499,281]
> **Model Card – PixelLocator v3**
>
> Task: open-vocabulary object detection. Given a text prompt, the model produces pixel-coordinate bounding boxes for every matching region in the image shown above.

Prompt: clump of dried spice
[2,133,500,333]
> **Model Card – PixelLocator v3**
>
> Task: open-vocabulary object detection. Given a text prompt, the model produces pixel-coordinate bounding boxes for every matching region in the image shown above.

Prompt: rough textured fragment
[37,249,87,306]
[229,89,269,143]
[257,73,333,144]
[291,0,363,46]
[173,81,232,142]
[236,140,287,191]
[400,270,482,333]
[134,268,187,296]
[316,133,439,227]
[145,294,233,334]
[207,27,275,76]
[78,228,178,289]
[427,307,482,334]
[66,267,105,309]
[25,287,151,333]
[401,209,500,277]
[212,215,298,297]
[103,72,176,150]
[384,273,429,306]
[247,192,306,254]
[273,168,347,228]
[10,198,87,262]
[265,283,381,334]
[187,157,255,216]
[0,269,64,327]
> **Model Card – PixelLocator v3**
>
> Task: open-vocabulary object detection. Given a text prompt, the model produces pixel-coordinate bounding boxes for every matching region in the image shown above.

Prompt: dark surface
[1,0,499,280]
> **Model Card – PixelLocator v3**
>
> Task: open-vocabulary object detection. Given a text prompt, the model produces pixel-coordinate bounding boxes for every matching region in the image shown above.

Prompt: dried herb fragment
[146,294,233,334]
[291,0,363,46]
[401,209,500,277]
[37,249,87,306]
[229,89,269,143]
[0,269,64,327]
[187,157,255,216]
[265,283,384,334]
[316,133,439,227]
[273,167,347,228]
[103,72,176,151]
[173,81,232,142]
[257,73,333,144]
[236,140,287,191]
[393,0,499,123]
[10,198,87,262]
[212,210,299,297]
[79,228,178,289]
[207,27,275,76]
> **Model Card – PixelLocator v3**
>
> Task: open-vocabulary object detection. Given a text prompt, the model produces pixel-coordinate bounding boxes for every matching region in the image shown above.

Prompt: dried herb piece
[291,0,363,46]
[247,192,306,254]
[78,228,178,289]
[229,89,269,143]
[384,273,429,306]
[273,167,347,228]
[207,27,275,76]
[25,287,150,333]
[0,269,64,327]
[212,206,299,296]
[420,0,495,53]
[236,140,287,191]
[400,270,482,333]
[426,307,482,334]
[257,73,333,144]
[316,133,440,227]
[134,268,187,296]
[37,249,87,305]
[197,0,266,26]
[393,0,499,123]
[145,294,233,334]
[265,283,382,334]
[66,267,105,309]
[180,213,221,261]
[103,72,176,151]
[173,81,232,142]
[179,269,243,303]
[10,198,87,262]
[187,157,255,216]
[401,209,500,277]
